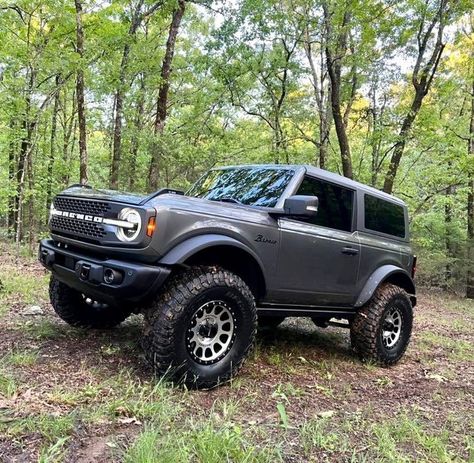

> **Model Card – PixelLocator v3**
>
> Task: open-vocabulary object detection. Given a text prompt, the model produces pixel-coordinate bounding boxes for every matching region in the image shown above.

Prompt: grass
[123,418,281,463]
[2,413,76,442]
[0,369,17,398]
[38,437,69,463]
[3,349,38,367]
[0,269,49,305]
[301,416,341,455]
[419,331,474,362]
[22,319,65,340]
[371,413,455,462]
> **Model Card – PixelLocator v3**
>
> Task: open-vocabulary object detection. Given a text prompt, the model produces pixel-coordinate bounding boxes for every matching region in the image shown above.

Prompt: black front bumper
[39,239,171,305]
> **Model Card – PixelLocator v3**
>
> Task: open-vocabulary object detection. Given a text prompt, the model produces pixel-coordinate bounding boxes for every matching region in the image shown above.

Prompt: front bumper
[38,239,171,305]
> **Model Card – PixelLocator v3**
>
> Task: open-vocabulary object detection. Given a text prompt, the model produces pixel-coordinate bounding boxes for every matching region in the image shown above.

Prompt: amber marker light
[146,217,156,237]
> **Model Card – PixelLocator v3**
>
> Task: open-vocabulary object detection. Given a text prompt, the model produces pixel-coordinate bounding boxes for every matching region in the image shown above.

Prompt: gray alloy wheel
[185,300,236,365]
[381,306,403,349]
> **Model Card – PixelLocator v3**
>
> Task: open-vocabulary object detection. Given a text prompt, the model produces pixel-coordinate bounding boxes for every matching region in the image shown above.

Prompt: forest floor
[0,241,472,463]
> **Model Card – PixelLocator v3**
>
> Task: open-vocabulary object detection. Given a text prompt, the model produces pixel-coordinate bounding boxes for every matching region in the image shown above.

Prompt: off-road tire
[350,284,413,366]
[258,315,285,329]
[142,266,257,389]
[49,276,132,329]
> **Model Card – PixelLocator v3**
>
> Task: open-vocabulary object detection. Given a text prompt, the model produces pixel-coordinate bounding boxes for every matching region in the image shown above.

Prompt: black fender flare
[159,234,266,276]
[355,265,416,308]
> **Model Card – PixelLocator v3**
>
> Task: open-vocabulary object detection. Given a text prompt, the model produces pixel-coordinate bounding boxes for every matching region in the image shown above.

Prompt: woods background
[0,0,473,294]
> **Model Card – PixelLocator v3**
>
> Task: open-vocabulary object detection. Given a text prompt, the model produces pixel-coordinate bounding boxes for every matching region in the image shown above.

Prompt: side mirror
[283,195,318,217]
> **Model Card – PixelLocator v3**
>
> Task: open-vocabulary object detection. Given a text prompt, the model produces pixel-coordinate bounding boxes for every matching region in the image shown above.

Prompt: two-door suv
[39,165,416,388]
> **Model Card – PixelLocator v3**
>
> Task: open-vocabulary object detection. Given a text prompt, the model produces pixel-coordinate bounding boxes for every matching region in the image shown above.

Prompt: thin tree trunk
[323,4,353,178]
[7,118,16,236]
[303,28,331,169]
[15,66,36,243]
[15,119,34,243]
[445,181,454,289]
[46,75,61,218]
[62,90,77,186]
[110,0,147,189]
[75,0,88,185]
[129,74,146,190]
[383,91,425,193]
[383,0,447,193]
[27,142,35,252]
[467,77,474,298]
[148,0,186,191]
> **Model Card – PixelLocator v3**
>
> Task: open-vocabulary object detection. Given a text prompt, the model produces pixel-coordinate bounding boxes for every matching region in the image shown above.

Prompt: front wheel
[350,284,413,365]
[49,276,132,328]
[142,266,257,389]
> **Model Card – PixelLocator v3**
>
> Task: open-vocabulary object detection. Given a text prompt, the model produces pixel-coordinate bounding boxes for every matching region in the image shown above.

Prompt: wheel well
[182,245,266,301]
[383,272,416,306]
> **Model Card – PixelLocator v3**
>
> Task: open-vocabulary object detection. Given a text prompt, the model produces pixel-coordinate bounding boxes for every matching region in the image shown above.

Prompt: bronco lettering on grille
[51,209,104,223]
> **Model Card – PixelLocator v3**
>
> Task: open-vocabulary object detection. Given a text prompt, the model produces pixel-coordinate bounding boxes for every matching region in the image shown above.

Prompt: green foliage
[0,1,473,291]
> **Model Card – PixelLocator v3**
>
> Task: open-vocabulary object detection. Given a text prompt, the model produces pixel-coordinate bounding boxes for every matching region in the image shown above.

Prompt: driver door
[274,175,360,307]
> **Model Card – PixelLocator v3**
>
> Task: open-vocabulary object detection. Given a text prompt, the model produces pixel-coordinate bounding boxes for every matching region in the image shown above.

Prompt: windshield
[187,167,295,207]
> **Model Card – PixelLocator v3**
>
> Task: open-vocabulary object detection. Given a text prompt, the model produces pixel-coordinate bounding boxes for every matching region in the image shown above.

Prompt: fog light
[104,268,123,285]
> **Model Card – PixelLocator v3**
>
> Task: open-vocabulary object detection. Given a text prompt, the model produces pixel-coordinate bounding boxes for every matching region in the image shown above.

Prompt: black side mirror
[283,195,318,217]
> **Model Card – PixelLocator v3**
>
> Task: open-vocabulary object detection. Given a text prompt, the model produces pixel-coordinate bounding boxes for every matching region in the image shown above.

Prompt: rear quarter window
[364,194,406,238]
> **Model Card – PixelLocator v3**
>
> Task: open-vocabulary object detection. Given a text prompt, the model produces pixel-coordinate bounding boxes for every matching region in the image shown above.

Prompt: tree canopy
[0,0,473,293]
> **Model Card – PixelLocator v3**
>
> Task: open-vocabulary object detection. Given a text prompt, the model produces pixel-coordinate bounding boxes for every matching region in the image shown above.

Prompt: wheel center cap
[198,319,218,339]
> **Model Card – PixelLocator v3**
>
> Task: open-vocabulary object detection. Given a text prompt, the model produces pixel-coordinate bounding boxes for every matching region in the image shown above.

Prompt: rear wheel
[49,276,132,328]
[142,266,257,389]
[350,284,413,365]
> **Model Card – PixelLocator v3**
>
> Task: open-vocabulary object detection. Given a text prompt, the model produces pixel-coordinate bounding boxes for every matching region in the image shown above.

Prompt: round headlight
[116,208,142,242]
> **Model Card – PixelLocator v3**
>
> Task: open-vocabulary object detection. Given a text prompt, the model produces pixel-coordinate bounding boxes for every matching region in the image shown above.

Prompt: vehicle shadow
[256,317,354,360]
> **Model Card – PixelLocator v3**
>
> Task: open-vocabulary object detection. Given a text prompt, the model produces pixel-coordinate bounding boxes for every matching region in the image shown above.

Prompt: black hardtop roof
[214,164,406,206]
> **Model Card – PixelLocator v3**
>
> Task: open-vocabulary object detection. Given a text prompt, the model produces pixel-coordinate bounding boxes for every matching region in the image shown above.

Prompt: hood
[58,185,149,205]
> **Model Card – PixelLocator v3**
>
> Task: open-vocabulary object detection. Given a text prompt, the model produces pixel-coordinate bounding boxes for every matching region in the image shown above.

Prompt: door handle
[341,246,359,256]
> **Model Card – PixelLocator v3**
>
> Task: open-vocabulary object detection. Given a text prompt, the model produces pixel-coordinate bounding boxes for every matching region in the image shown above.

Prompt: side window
[295,176,354,232]
[364,194,405,238]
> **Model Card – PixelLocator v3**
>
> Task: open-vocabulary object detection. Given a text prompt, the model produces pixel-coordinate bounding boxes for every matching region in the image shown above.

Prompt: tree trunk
[445,181,454,289]
[62,89,77,186]
[27,142,35,252]
[467,77,474,298]
[75,0,88,185]
[110,0,147,189]
[383,1,447,194]
[7,118,17,236]
[303,28,331,169]
[15,65,36,243]
[46,75,61,219]
[383,91,425,193]
[323,5,353,178]
[327,54,352,178]
[129,74,146,190]
[15,118,34,243]
[148,0,186,191]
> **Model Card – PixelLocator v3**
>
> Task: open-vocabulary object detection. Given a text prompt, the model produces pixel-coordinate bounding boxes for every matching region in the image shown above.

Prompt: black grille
[53,197,111,216]
[50,216,106,239]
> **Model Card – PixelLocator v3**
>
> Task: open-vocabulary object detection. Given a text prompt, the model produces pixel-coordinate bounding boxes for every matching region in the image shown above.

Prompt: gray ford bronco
[39,165,416,388]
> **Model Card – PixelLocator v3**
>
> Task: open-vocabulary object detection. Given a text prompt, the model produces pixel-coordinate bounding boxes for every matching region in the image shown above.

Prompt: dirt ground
[0,241,472,462]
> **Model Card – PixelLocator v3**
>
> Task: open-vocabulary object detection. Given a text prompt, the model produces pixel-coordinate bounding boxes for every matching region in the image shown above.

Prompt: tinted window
[187,167,294,207]
[296,176,353,232]
[364,194,405,238]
